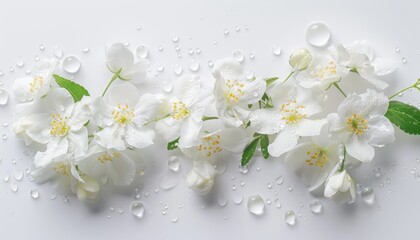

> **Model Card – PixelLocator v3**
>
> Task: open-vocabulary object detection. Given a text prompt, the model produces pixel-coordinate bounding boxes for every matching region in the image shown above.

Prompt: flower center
[311,61,337,80]
[347,113,368,135]
[225,79,245,104]
[197,134,222,157]
[97,152,121,163]
[280,99,307,124]
[112,104,135,126]
[29,76,44,93]
[171,101,190,120]
[54,162,70,176]
[305,147,329,168]
[50,114,70,136]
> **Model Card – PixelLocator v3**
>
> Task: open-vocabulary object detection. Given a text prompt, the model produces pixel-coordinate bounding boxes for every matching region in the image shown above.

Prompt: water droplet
[244,25,249,30]
[168,156,180,172]
[195,48,201,54]
[0,89,9,105]
[9,67,14,72]
[249,53,255,59]
[267,183,272,189]
[386,177,391,184]
[305,22,331,47]
[274,199,281,208]
[361,187,375,205]
[223,214,229,220]
[240,181,245,187]
[188,48,194,55]
[16,59,25,68]
[156,64,164,72]
[233,50,244,63]
[171,216,178,223]
[63,56,81,74]
[208,60,214,68]
[247,194,265,216]
[0,70,3,76]
[63,195,69,203]
[53,47,63,59]
[223,29,229,35]
[158,45,164,52]
[131,202,145,219]
[285,210,296,226]
[373,166,382,178]
[144,191,150,197]
[395,47,400,53]
[175,45,180,52]
[275,176,284,185]
[14,170,23,181]
[231,185,237,191]
[235,26,240,32]
[136,26,142,31]
[136,45,149,58]
[188,61,200,72]
[159,173,179,190]
[172,36,179,43]
[30,189,39,199]
[238,164,248,174]
[34,55,40,61]
[49,193,57,200]
[309,200,322,214]
[402,57,407,64]
[3,173,10,182]
[256,167,261,171]
[266,198,272,205]
[272,45,282,56]
[11,183,18,192]
[117,208,124,214]
[217,195,228,207]
[287,185,293,191]
[39,44,45,51]
[232,194,243,205]
[81,45,90,53]
[171,64,183,76]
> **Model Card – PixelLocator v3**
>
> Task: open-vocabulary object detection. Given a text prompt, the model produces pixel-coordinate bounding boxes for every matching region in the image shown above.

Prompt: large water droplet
[136,45,149,58]
[233,50,244,63]
[247,194,265,216]
[168,156,180,172]
[272,45,282,56]
[309,200,322,214]
[159,173,179,190]
[188,61,200,72]
[285,210,296,226]
[131,202,145,219]
[30,189,39,199]
[305,22,331,47]
[361,187,375,205]
[0,88,9,105]
[63,56,81,74]
[16,59,25,68]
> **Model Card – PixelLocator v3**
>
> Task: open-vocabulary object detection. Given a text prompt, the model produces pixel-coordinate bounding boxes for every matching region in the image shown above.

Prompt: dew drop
[309,200,323,214]
[373,166,382,178]
[361,187,375,205]
[274,198,282,208]
[131,202,145,219]
[267,182,272,189]
[81,45,90,53]
[172,36,179,43]
[168,156,180,172]
[305,22,331,47]
[195,48,201,54]
[117,208,124,214]
[16,59,25,68]
[217,195,228,207]
[287,185,293,191]
[275,176,284,185]
[272,45,282,56]
[386,177,391,184]
[63,56,81,74]
[30,189,39,199]
[3,173,10,182]
[34,55,40,62]
[233,50,244,63]
[208,60,214,68]
[14,170,23,181]
[134,188,141,199]
[158,45,164,52]
[285,210,296,226]
[39,44,45,51]
[235,26,240,32]
[11,183,18,192]
[136,26,142,31]
[232,194,243,205]
[159,173,179,190]
[395,47,400,53]
[49,193,57,200]
[3,135,8,141]
[171,216,179,223]
[9,67,14,72]
[173,64,183,75]
[156,64,164,72]
[188,61,200,72]
[238,164,248,174]
[402,57,407,64]
[247,194,265,216]
[249,53,255,59]
[53,47,63,59]
[0,88,9,105]
[188,48,194,55]
[223,29,229,35]
[134,45,149,59]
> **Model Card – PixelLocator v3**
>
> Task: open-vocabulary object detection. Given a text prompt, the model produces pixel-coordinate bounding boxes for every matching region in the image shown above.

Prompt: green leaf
[260,134,269,159]
[385,101,420,135]
[167,137,180,150]
[53,74,90,102]
[241,137,260,166]
[265,77,279,86]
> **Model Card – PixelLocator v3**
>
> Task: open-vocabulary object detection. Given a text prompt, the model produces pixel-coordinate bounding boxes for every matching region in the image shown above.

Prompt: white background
[1,0,420,239]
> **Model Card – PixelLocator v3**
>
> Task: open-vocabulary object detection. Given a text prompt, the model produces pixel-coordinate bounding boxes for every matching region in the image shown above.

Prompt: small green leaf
[53,74,90,102]
[241,137,260,166]
[385,101,420,135]
[265,77,279,86]
[245,121,251,129]
[260,134,269,159]
[167,137,180,150]
[248,104,253,109]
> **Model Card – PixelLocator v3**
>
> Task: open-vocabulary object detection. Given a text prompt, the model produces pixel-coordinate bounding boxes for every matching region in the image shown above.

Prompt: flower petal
[106,43,134,74]
[108,152,136,185]
[178,117,203,148]
[249,109,283,135]
[366,115,395,147]
[125,125,155,149]
[212,59,243,81]
[268,129,299,157]
[95,125,126,150]
[120,59,150,80]
[295,119,327,137]
[219,128,250,153]
[345,135,375,163]
[107,83,139,107]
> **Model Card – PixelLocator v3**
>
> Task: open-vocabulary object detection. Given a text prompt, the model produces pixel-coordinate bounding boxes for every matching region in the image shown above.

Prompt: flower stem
[282,71,295,83]
[143,113,171,126]
[101,69,122,97]
[333,82,347,98]
[389,78,420,99]
[339,146,347,172]
[202,116,219,121]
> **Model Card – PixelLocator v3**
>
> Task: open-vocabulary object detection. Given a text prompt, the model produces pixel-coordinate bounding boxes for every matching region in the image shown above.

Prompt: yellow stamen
[197,134,222,157]
[305,146,329,168]
[97,152,121,163]
[54,162,70,176]
[29,76,44,93]
[50,114,70,136]
[171,101,190,120]
[347,113,368,135]
[225,79,245,103]
[280,99,307,124]
[112,104,135,126]
[311,61,337,80]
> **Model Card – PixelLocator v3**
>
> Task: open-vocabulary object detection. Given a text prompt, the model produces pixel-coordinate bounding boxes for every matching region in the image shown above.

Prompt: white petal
[125,125,155,149]
[106,43,134,74]
[358,68,389,90]
[155,117,182,141]
[69,96,92,131]
[295,119,327,137]
[108,152,136,186]
[345,135,375,163]
[178,117,203,149]
[372,57,397,76]
[239,77,266,105]
[268,129,299,157]
[134,93,166,124]
[249,109,283,135]
[34,139,69,168]
[219,128,250,153]
[107,83,139,107]
[174,74,201,106]
[337,93,363,119]
[67,128,88,158]
[120,59,150,80]
[366,115,395,146]
[43,88,75,115]
[212,59,243,81]
[95,125,126,150]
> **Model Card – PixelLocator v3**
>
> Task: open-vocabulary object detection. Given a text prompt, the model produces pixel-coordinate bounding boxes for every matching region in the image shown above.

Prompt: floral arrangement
[11,41,420,204]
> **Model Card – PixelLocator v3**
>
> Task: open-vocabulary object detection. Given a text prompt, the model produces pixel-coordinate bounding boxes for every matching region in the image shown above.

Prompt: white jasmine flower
[21,88,91,168]
[92,83,162,150]
[186,159,216,195]
[250,84,327,157]
[212,59,266,127]
[77,143,136,186]
[324,169,356,204]
[327,89,395,163]
[296,55,349,90]
[12,58,57,103]
[155,74,213,148]
[289,48,313,71]
[106,42,150,80]
[331,41,396,89]
[284,125,339,191]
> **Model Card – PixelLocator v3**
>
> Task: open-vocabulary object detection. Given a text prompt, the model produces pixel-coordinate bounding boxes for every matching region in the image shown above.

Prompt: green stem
[101,69,122,97]
[339,146,347,172]
[202,116,219,121]
[389,79,420,99]
[144,113,171,126]
[333,82,347,98]
[88,134,94,138]
[282,71,295,83]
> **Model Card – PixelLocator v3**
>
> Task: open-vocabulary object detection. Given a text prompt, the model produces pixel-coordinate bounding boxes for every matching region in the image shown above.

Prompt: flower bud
[186,160,216,195]
[289,48,313,71]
